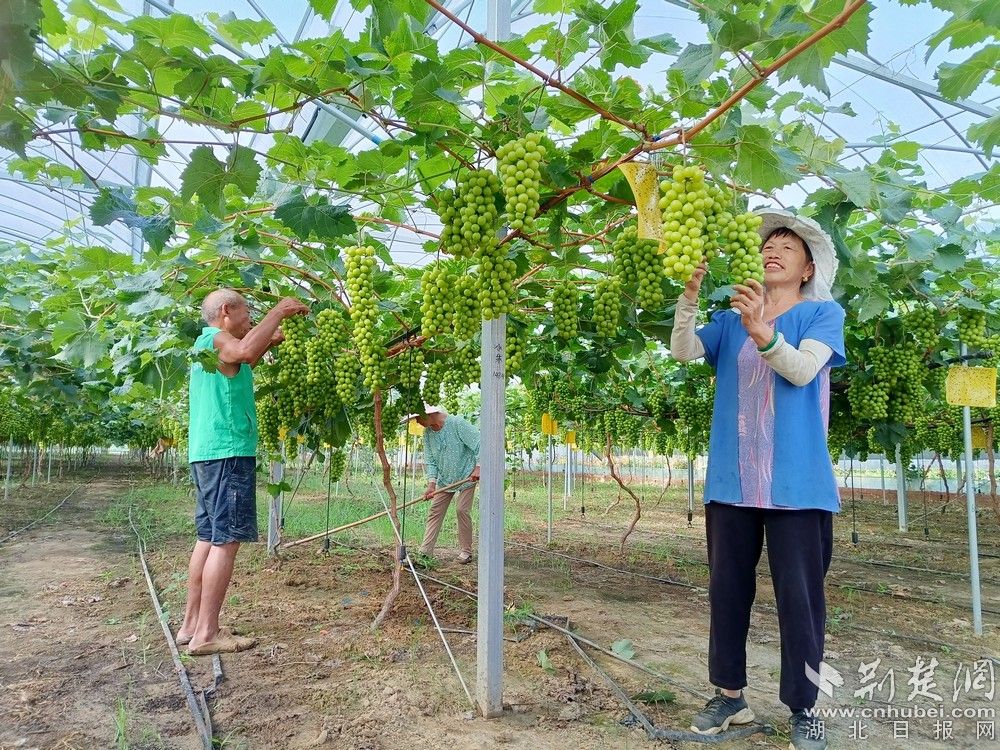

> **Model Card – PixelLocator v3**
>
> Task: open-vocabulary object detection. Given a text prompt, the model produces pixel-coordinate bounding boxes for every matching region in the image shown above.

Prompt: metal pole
[477,315,506,717]
[895,444,908,531]
[268,442,284,555]
[960,344,984,635]
[563,441,570,510]
[46,447,52,483]
[547,435,554,543]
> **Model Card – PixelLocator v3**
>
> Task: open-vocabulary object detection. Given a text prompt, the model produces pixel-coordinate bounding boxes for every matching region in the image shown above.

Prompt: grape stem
[605,433,643,555]
[371,390,404,630]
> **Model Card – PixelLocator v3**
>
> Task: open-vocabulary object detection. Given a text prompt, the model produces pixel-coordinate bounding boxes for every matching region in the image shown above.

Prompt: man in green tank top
[178,289,308,656]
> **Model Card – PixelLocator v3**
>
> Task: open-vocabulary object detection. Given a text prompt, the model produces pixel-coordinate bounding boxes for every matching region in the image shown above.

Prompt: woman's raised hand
[683,263,708,303]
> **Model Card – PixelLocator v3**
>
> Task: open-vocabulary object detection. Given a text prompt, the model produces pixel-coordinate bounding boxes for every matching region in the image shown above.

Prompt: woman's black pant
[705,501,834,710]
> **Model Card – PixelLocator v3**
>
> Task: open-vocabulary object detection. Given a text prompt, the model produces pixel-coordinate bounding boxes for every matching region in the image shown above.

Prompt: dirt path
[0,478,205,750]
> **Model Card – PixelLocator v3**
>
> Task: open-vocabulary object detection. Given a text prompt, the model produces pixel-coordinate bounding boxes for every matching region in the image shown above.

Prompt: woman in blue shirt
[670,210,846,750]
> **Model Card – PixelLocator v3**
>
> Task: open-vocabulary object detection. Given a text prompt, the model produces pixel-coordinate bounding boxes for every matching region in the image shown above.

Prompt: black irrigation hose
[565,631,774,745]
[0,482,85,547]
[128,506,213,750]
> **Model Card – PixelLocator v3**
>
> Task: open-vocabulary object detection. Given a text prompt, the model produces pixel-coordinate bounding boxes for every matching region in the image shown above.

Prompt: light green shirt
[188,327,258,463]
[424,415,479,491]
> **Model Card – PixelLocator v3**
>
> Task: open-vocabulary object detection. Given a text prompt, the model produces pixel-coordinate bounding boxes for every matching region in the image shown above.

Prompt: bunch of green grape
[701,183,734,260]
[258,390,280,453]
[276,314,310,415]
[552,281,579,340]
[905,305,940,352]
[659,164,714,282]
[611,226,664,309]
[422,357,447,406]
[675,379,714,456]
[826,407,854,461]
[345,244,385,391]
[497,133,546,233]
[726,212,765,286]
[593,276,621,339]
[420,262,455,338]
[453,274,481,339]
[871,343,924,425]
[552,380,587,425]
[328,449,347,482]
[334,355,360,405]
[396,346,425,413]
[847,377,889,421]
[305,309,349,413]
[957,308,993,351]
[439,169,502,258]
[914,408,964,460]
[506,321,524,374]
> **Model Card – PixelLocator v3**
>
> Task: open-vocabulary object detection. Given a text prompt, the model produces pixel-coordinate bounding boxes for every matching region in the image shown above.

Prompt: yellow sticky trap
[618,162,663,241]
[541,413,558,436]
[972,426,989,450]
[946,366,997,408]
[408,420,425,436]
[565,431,576,447]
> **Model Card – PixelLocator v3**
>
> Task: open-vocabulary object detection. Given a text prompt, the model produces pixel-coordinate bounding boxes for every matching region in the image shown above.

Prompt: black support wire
[850,456,859,545]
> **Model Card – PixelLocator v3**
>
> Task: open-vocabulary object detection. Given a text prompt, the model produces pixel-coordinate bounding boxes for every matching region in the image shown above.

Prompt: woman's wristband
[757,330,780,353]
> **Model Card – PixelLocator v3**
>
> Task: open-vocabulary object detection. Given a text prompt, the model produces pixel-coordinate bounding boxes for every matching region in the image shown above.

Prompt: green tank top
[188,327,258,462]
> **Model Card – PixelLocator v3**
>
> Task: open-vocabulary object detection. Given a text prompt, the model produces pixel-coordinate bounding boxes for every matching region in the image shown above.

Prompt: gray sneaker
[690,689,756,735]
[789,710,828,750]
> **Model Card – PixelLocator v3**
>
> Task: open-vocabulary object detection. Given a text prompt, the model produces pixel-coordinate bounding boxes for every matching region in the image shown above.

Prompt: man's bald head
[201,288,246,326]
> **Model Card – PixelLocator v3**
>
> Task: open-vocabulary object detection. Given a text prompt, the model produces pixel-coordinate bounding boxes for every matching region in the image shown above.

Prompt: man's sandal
[186,628,257,656]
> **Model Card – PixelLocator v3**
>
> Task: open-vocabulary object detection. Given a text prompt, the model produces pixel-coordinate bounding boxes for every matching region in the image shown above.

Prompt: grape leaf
[180,145,261,216]
[274,192,356,241]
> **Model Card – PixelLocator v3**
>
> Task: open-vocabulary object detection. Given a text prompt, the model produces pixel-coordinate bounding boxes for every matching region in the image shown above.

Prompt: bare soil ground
[2,469,999,750]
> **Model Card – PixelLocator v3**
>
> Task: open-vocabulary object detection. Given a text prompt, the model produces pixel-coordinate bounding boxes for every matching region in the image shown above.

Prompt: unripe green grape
[727,212,765,286]
[904,305,939,352]
[420,263,455,338]
[345,244,385,392]
[593,276,621,339]
[497,133,546,233]
[552,280,579,340]
[453,274,481,339]
[659,165,713,282]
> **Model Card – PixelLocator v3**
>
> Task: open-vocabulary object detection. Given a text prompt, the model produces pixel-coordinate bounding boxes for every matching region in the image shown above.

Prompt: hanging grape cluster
[506,321,524,374]
[725,212,765,286]
[957,308,994,352]
[438,169,501,259]
[552,280,579,340]
[872,343,924,425]
[305,308,349,416]
[497,133,546,233]
[612,226,665,309]
[420,262,455,338]
[904,305,940,352]
[395,347,425,414]
[453,274,481,339]
[328,449,347,482]
[593,276,621,339]
[659,164,713,282]
[675,378,714,456]
[847,377,889,421]
[422,357,447,406]
[346,244,385,391]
